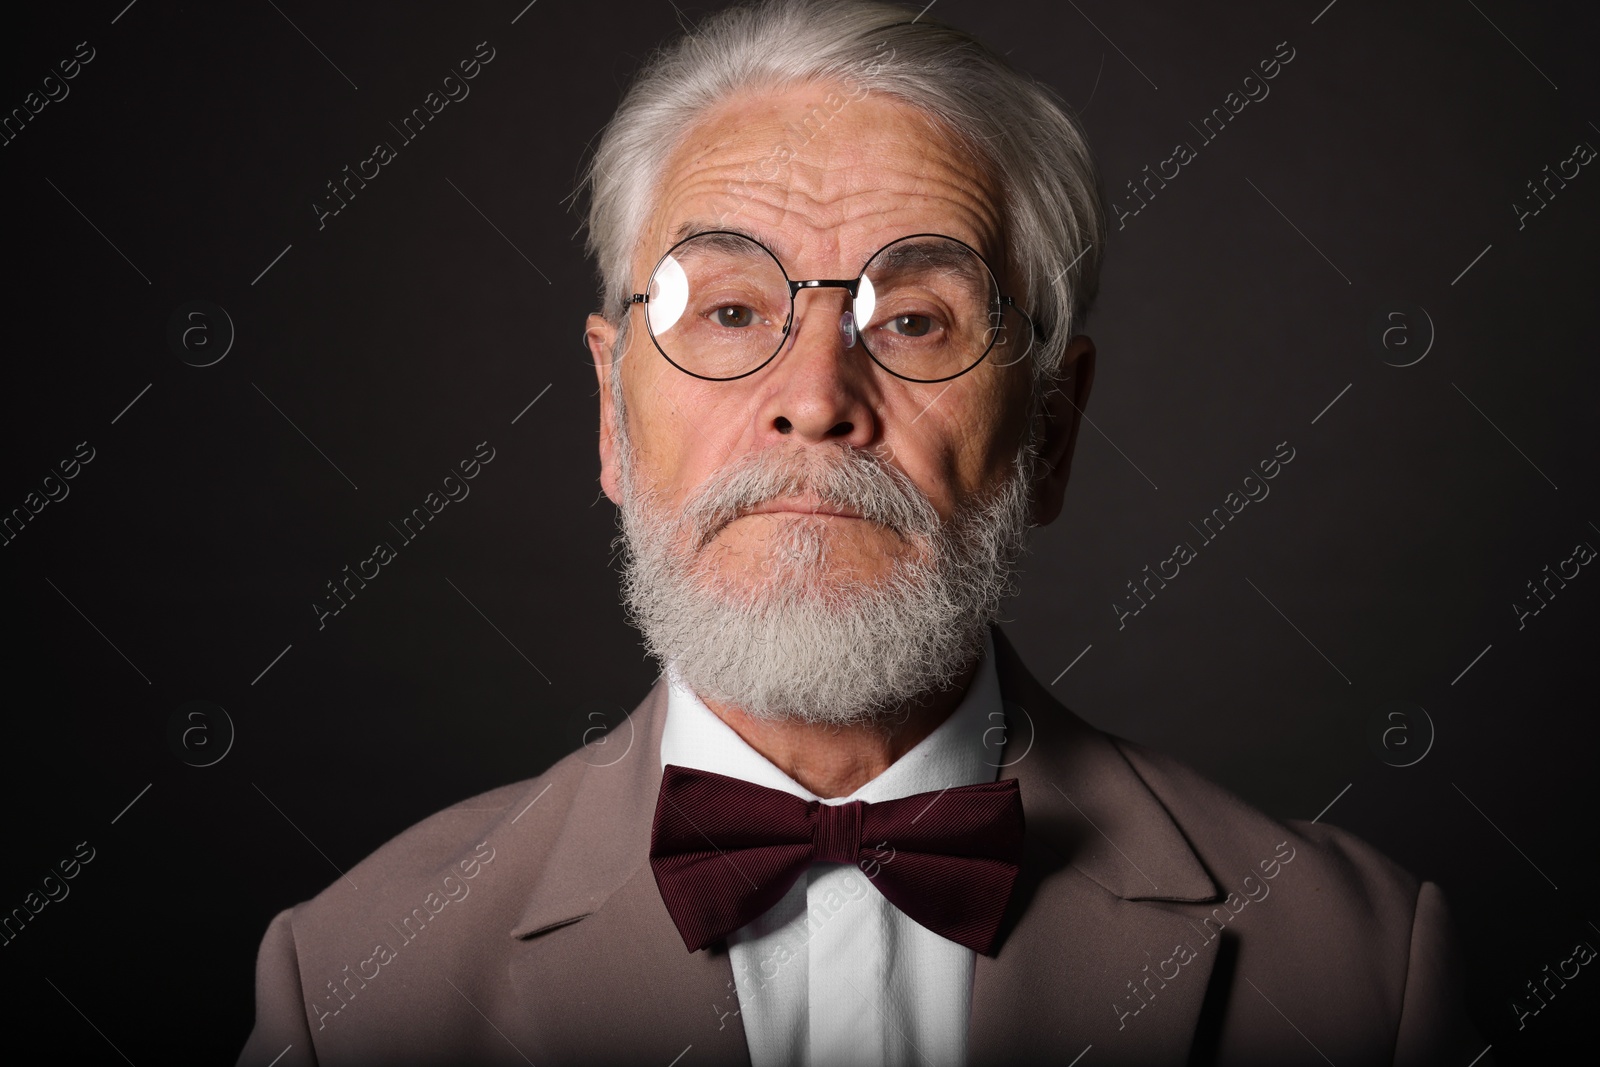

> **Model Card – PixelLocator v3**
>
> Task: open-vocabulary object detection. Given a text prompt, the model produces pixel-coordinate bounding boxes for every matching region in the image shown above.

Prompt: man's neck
[697,658,982,799]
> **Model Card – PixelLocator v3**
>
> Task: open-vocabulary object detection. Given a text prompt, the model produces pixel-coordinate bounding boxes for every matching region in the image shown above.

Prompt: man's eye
[713,305,758,328]
[887,314,934,337]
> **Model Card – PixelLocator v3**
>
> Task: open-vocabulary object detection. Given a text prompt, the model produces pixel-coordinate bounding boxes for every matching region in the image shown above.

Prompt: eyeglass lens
[644,233,1030,382]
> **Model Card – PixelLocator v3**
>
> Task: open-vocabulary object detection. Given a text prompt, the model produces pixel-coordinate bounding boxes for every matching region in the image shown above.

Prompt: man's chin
[690,555,919,605]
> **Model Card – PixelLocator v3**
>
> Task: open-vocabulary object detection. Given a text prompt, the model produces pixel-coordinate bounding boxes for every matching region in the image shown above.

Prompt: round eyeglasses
[624,230,1042,383]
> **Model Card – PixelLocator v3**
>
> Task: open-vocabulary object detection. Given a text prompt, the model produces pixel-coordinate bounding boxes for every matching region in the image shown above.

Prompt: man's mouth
[691,495,878,551]
[739,496,865,521]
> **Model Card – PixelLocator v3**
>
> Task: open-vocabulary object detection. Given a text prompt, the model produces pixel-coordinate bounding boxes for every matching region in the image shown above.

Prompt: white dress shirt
[660,630,1003,1067]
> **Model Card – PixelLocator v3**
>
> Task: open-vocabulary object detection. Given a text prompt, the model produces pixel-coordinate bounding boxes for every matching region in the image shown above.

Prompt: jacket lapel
[503,678,753,1065]
[968,629,1224,1065]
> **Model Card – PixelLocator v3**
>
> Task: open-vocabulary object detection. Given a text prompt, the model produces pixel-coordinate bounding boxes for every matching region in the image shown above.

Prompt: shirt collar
[660,628,1001,803]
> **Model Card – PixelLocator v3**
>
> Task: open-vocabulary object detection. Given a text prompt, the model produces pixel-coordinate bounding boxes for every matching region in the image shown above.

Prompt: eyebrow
[665,221,993,276]
[670,220,769,248]
[870,239,988,278]
[669,223,775,261]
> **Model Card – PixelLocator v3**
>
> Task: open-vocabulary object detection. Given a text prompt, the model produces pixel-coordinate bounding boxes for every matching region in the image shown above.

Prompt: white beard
[610,369,1041,728]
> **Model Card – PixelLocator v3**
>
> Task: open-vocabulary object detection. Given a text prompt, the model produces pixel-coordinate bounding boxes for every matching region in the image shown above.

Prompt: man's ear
[1031,334,1096,527]
[586,312,623,507]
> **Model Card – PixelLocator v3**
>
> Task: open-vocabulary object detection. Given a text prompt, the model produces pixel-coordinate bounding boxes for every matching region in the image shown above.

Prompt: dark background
[2,0,1595,1062]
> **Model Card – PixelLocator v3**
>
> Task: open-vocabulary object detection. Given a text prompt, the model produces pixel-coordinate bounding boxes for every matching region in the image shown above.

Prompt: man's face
[586,82,1083,722]
[599,83,1036,576]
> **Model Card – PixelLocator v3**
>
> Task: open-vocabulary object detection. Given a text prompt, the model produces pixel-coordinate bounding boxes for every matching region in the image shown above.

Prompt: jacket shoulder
[243,748,604,1046]
[277,747,603,969]
[1112,735,1421,934]
[296,749,595,921]
[1092,733,1484,1059]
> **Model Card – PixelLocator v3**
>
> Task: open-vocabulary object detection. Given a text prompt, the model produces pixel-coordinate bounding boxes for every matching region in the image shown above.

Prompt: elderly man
[237,1,1487,1064]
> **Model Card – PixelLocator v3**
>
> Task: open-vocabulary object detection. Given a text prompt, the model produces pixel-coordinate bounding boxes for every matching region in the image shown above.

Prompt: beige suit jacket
[236,629,1487,1065]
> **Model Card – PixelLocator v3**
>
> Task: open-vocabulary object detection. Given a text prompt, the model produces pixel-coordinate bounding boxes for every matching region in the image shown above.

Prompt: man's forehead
[643,85,1007,271]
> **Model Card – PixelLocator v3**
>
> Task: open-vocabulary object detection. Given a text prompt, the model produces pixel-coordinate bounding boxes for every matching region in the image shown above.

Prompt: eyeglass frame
[622,229,1047,384]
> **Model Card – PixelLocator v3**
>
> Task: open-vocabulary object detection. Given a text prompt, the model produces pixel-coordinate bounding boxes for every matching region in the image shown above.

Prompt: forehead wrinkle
[759,132,1003,261]
[645,91,1007,278]
[656,170,1005,279]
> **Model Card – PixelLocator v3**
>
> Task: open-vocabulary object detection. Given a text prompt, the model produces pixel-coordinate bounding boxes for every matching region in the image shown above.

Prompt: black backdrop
[2,1,1596,1062]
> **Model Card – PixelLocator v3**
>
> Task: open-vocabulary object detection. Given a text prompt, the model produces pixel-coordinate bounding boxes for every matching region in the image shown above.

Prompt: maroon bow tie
[648,763,1025,956]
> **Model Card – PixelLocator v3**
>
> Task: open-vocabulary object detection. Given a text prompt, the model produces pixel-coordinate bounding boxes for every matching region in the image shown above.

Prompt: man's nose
[755,289,880,447]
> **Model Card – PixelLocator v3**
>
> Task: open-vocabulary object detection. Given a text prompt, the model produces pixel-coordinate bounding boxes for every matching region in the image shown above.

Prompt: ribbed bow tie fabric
[648,763,1025,956]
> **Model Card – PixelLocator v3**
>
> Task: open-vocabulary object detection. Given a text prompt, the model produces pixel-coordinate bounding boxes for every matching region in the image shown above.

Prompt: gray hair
[581,0,1104,386]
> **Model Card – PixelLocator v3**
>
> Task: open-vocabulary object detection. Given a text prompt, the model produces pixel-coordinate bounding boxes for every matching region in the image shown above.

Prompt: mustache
[679,445,941,551]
